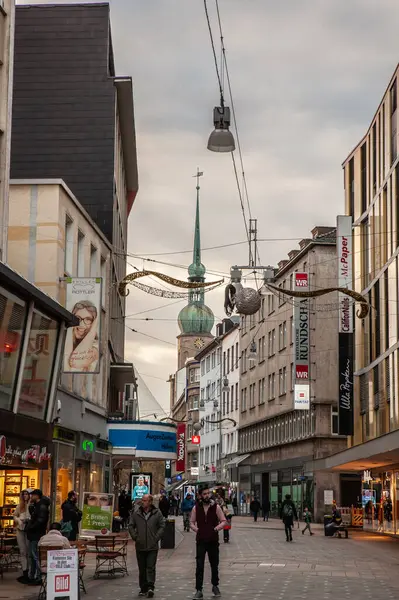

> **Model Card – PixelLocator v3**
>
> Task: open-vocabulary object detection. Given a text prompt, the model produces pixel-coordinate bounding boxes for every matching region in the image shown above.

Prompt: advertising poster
[131,473,151,501]
[47,548,78,600]
[81,492,114,536]
[183,484,197,498]
[337,215,354,435]
[176,423,186,472]
[64,277,102,373]
[293,273,310,410]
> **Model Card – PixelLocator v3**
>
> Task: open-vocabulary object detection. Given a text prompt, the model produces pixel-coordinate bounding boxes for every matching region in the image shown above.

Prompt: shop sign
[47,548,78,600]
[81,492,114,537]
[293,273,310,410]
[165,460,171,479]
[53,427,76,443]
[337,215,354,436]
[363,470,372,483]
[191,467,199,476]
[0,436,51,467]
[82,439,95,453]
[176,423,186,472]
[324,490,334,505]
[191,435,200,445]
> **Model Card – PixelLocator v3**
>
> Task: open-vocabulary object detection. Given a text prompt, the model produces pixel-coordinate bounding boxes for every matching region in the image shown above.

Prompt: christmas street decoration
[119,269,223,297]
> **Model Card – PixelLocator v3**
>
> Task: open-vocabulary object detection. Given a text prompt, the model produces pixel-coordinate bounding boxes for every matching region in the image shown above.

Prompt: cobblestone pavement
[3,518,399,599]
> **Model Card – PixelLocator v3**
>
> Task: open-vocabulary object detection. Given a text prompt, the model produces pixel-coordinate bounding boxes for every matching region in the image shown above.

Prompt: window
[211,381,216,400]
[217,347,221,365]
[205,416,210,433]
[190,367,200,383]
[206,356,211,373]
[18,309,59,419]
[250,312,256,328]
[279,367,287,395]
[201,360,205,376]
[211,414,215,431]
[235,383,239,410]
[231,345,234,371]
[205,447,209,464]
[201,388,205,401]
[268,294,275,314]
[223,352,226,376]
[90,245,98,277]
[241,315,247,335]
[0,288,27,411]
[227,349,230,374]
[331,406,338,435]
[241,387,247,412]
[100,256,107,306]
[289,273,293,289]
[290,315,294,345]
[230,385,234,413]
[200,449,204,465]
[279,324,283,350]
[211,351,216,369]
[217,379,220,397]
[258,378,265,404]
[290,362,295,390]
[211,445,215,463]
[191,395,199,410]
[64,215,74,274]
[268,329,275,356]
[268,373,275,400]
[259,336,265,361]
[235,342,238,369]
[249,383,256,409]
[241,349,247,373]
[222,392,226,415]
[77,230,85,277]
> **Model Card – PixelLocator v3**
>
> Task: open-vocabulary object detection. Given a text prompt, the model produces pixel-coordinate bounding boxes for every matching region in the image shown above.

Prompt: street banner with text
[176,423,186,472]
[294,272,310,410]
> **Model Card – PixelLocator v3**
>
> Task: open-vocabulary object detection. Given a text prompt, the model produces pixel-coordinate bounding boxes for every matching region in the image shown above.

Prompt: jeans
[284,522,293,540]
[263,511,269,522]
[302,523,312,535]
[28,540,40,580]
[196,542,219,591]
[136,549,158,592]
[253,512,258,522]
[16,530,29,572]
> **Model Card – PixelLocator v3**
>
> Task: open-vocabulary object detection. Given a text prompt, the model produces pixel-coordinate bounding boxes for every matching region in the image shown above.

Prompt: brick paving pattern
[2,518,399,599]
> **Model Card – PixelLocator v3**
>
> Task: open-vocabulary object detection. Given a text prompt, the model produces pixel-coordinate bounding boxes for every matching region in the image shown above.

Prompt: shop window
[0,288,27,411]
[331,406,339,435]
[18,309,59,419]
[55,443,74,520]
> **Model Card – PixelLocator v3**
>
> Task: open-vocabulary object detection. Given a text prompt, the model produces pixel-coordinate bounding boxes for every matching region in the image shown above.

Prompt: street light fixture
[207,105,235,153]
[248,340,257,363]
[221,376,230,394]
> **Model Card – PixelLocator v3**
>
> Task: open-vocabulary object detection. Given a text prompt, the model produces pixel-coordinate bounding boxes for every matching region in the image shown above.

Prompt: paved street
[3,518,399,600]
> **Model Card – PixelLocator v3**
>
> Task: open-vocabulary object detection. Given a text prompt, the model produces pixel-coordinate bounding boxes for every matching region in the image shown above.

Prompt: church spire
[188,169,206,284]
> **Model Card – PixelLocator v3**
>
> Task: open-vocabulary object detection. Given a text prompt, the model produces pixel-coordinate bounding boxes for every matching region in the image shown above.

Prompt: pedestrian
[118,489,132,528]
[61,490,82,541]
[262,498,270,522]
[38,522,71,549]
[280,494,297,542]
[302,507,313,536]
[190,485,226,599]
[231,494,238,516]
[169,493,177,516]
[158,491,170,519]
[25,489,50,585]
[222,505,233,543]
[181,493,195,532]
[129,493,166,598]
[250,497,261,522]
[175,493,181,516]
[15,489,31,584]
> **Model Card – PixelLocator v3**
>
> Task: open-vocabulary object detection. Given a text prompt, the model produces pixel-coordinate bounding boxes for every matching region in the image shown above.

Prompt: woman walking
[14,490,30,583]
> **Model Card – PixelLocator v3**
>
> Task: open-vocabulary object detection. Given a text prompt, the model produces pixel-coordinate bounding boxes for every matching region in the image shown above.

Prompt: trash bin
[161,518,175,549]
[324,514,333,536]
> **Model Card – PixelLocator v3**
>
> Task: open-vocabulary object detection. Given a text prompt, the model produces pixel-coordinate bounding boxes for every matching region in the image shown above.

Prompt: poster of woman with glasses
[64,278,102,373]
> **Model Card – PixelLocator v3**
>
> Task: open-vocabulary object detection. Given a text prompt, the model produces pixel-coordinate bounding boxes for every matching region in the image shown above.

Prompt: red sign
[295,365,308,379]
[295,273,308,287]
[176,423,186,472]
[191,435,200,445]
[55,574,70,593]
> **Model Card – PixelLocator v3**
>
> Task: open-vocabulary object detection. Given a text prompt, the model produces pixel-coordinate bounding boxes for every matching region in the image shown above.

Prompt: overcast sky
[17,0,399,414]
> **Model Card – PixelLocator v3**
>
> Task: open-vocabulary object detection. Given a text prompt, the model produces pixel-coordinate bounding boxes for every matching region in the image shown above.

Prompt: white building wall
[221,326,240,461]
[199,344,222,482]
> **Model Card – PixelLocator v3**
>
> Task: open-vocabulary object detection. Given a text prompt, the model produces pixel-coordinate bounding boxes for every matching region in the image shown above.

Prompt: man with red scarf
[190,486,226,599]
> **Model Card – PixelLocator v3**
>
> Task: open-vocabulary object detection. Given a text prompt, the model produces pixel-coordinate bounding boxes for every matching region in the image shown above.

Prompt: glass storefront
[55,442,75,520]
[363,471,397,534]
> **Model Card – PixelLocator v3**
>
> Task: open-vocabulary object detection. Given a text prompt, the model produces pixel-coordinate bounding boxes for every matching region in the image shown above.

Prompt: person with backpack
[280,494,297,542]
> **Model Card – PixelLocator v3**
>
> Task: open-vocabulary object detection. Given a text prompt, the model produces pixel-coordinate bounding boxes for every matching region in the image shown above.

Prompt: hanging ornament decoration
[119,269,224,297]
[130,279,224,299]
[224,282,261,316]
[266,284,369,319]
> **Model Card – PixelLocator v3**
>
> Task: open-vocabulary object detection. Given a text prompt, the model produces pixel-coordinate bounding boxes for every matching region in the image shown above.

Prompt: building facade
[7,180,115,514]
[237,227,347,520]
[10,2,139,364]
[311,64,399,536]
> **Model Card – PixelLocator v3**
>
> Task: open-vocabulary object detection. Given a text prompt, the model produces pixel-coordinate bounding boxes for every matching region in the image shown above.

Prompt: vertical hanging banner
[294,272,310,410]
[337,215,354,435]
[176,423,186,472]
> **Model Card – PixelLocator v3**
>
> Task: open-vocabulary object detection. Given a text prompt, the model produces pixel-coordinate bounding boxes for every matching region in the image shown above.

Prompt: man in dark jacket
[262,498,270,522]
[61,490,82,541]
[158,492,170,519]
[250,497,261,522]
[280,494,298,542]
[190,486,226,600]
[25,489,50,585]
[129,494,165,597]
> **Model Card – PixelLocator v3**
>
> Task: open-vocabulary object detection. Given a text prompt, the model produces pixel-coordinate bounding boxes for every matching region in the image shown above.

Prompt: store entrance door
[74,461,90,502]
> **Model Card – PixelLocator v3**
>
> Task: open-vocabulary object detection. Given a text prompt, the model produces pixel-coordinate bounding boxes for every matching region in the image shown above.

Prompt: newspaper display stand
[46,548,79,600]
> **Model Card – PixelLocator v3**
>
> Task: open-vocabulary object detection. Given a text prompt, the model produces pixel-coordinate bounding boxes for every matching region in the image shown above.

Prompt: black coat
[280,500,298,524]
[61,499,82,540]
[26,497,50,541]
[250,500,261,513]
[262,499,271,512]
[159,496,170,518]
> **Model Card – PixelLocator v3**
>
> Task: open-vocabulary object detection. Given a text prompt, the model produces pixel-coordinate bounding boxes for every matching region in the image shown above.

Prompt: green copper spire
[188,172,206,280]
[178,170,214,335]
